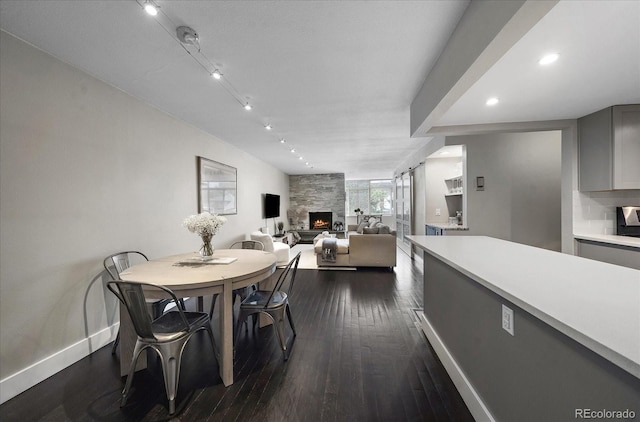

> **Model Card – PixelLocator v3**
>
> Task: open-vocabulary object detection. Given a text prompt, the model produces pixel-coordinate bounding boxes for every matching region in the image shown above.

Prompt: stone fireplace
[288,173,346,231]
[309,212,333,230]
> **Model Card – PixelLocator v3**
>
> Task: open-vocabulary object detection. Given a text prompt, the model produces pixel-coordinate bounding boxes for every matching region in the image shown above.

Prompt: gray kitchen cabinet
[576,239,640,270]
[578,105,640,191]
[613,105,640,189]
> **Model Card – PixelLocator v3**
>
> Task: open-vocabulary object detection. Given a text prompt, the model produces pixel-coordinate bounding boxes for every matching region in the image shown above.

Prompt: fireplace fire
[313,219,330,230]
[309,212,332,230]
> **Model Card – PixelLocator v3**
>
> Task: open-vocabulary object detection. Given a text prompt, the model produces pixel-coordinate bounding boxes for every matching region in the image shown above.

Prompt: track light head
[143,0,158,16]
[176,26,199,47]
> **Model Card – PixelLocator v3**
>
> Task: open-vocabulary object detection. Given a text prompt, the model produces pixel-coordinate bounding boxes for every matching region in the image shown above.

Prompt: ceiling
[437,0,640,127]
[1,1,638,180]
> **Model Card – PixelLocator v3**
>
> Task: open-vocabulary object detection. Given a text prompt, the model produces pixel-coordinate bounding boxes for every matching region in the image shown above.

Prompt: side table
[273,232,293,246]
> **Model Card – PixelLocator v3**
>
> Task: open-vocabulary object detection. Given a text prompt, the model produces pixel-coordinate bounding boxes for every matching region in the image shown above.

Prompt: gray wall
[0,32,289,399]
[424,254,640,421]
[424,156,463,224]
[288,174,345,230]
[448,131,562,251]
[412,166,427,236]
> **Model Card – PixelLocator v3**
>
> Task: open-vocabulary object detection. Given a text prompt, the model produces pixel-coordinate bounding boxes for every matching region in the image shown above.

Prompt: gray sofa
[314,221,397,268]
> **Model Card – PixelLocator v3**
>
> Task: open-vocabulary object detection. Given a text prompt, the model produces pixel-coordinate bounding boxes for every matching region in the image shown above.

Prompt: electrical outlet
[435,208,441,216]
[502,304,514,336]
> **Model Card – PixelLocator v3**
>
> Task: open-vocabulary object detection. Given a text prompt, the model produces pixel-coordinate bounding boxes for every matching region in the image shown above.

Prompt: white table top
[119,249,277,297]
[408,235,640,379]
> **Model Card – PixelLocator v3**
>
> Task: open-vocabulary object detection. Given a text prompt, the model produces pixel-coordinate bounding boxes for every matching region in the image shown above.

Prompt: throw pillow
[378,225,391,234]
[368,217,378,227]
[356,222,368,234]
[363,227,379,234]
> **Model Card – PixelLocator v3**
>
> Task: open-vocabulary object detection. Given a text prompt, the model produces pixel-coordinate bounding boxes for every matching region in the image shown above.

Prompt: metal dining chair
[208,240,265,320]
[107,280,216,415]
[234,251,301,361]
[104,251,185,355]
[229,240,264,251]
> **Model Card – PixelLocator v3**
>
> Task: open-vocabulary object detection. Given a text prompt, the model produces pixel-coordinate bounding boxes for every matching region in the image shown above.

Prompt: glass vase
[200,234,214,259]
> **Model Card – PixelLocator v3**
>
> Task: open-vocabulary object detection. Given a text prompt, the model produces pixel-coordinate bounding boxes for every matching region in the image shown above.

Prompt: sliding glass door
[395,172,412,255]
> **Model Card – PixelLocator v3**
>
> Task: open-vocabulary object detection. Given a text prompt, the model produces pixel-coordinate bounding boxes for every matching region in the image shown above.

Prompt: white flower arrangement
[183,212,227,238]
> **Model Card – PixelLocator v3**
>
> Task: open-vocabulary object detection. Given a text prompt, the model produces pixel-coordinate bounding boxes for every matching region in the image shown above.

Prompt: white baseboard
[418,312,495,422]
[0,324,118,404]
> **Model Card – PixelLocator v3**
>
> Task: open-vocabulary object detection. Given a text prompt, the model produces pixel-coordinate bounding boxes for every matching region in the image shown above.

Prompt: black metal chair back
[265,251,301,307]
[107,281,189,341]
[229,240,265,250]
[104,251,148,280]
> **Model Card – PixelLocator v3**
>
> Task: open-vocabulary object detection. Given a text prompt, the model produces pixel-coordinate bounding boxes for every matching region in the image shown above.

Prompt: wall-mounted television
[264,193,280,218]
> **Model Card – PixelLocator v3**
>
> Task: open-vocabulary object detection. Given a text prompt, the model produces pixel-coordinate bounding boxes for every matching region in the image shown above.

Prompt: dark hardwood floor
[0,249,474,421]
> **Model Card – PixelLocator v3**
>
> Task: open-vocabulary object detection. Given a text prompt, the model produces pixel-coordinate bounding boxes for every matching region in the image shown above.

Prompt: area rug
[290,244,356,270]
[290,244,317,269]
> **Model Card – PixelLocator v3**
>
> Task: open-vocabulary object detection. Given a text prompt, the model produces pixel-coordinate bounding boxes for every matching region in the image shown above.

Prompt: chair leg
[234,289,258,333]
[208,294,219,320]
[111,330,120,355]
[286,304,297,337]
[205,325,219,360]
[233,292,250,333]
[270,310,289,360]
[234,309,259,358]
[158,336,194,416]
[233,312,246,358]
[284,305,296,360]
[121,342,146,407]
[158,352,180,415]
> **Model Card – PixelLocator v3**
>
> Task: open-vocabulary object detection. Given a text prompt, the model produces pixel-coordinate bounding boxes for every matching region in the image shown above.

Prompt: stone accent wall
[288,173,345,230]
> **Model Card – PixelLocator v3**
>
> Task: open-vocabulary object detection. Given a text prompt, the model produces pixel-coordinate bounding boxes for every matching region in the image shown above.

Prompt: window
[346,180,393,216]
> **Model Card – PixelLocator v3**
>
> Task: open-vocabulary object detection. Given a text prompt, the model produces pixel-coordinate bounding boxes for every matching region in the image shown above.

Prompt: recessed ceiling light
[280,138,286,144]
[486,97,499,106]
[539,53,559,66]
[299,156,303,160]
[143,1,158,16]
[211,69,222,80]
[290,148,295,153]
[305,162,309,166]
[265,124,272,130]
[244,103,252,111]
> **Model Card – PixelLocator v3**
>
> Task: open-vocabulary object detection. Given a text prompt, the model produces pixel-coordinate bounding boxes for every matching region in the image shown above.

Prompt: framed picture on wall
[198,156,237,215]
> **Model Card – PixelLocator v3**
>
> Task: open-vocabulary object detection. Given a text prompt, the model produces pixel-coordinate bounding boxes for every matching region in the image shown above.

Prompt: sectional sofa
[314,220,397,268]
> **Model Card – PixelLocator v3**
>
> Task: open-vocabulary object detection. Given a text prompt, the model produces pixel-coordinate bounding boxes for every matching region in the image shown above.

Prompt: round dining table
[118,249,277,387]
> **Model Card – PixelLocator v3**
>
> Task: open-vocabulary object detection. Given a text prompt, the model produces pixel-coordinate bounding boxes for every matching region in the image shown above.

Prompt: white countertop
[574,233,640,249]
[408,235,640,379]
